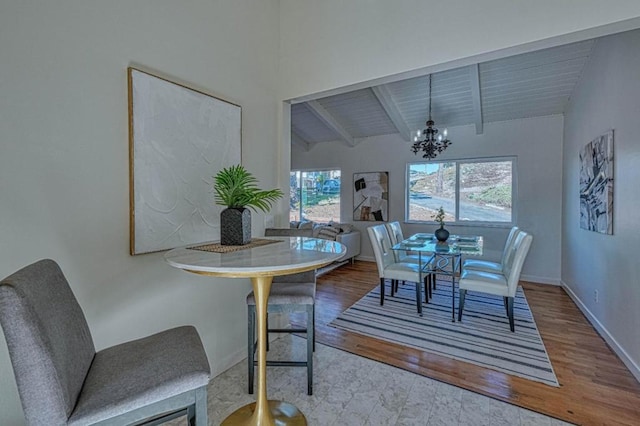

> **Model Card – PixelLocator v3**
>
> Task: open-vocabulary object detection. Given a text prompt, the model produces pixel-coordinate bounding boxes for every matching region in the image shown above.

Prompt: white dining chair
[463,226,520,274]
[368,224,434,314]
[385,221,436,298]
[458,231,533,332]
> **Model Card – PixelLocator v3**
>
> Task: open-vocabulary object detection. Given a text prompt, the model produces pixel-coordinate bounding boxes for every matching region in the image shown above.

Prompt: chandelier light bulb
[443,128,448,137]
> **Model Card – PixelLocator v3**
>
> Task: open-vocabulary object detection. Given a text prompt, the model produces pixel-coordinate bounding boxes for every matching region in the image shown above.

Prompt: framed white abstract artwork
[579,130,613,235]
[128,67,241,254]
[353,171,389,221]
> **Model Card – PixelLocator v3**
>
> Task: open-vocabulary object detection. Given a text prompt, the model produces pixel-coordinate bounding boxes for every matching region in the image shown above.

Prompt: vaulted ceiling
[291,39,596,149]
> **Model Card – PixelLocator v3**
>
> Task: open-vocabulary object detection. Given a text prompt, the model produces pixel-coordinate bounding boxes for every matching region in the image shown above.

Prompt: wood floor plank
[304,261,640,426]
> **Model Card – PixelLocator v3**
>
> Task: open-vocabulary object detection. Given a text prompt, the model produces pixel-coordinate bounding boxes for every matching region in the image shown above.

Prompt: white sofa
[264,222,361,264]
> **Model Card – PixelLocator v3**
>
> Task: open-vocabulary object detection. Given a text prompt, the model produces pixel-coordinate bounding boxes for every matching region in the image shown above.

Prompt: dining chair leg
[306,304,314,395]
[247,306,255,394]
[428,274,433,299]
[423,276,429,304]
[390,279,395,297]
[380,278,385,305]
[312,307,316,352]
[507,296,515,332]
[265,312,270,352]
[503,296,509,316]
[414,281,423,316]
[458,289,467,322]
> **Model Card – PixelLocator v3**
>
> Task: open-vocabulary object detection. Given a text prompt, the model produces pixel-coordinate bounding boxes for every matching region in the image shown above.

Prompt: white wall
[562,30,640,378]
[293,116,564,284]
[279,1,640,101]
[0,1,280,423]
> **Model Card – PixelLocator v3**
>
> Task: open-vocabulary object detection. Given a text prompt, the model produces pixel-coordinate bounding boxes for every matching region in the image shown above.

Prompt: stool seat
[246,282,315,306]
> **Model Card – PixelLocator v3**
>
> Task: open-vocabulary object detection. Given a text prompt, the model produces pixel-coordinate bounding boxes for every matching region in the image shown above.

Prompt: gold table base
[221,400,306,425]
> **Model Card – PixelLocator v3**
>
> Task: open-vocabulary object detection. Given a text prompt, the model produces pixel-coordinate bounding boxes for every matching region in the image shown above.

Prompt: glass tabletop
[392,233,483,256]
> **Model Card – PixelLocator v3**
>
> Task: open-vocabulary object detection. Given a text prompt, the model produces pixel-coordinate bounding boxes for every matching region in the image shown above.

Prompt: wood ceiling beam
[306,100,356,147]
[371,85,411,141]
[469,64,484,135]
[291,131,310,151]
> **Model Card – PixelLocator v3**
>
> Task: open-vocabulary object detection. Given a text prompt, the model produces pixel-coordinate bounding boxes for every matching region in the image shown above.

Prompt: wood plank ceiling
[291,39,596,148]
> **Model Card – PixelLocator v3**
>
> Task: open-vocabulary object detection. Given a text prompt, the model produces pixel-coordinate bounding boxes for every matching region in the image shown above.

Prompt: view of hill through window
[408,159,513,223]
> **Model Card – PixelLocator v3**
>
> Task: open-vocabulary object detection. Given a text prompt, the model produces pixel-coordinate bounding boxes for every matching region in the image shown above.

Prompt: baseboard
[561,280,640,382]
[211,316,290,379]
[359,258,559,286]
[212,346,246,379]
[520,274,561,286]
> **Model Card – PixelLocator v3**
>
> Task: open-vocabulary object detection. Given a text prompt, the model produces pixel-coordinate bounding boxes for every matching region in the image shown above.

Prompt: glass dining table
[392,233,483,321]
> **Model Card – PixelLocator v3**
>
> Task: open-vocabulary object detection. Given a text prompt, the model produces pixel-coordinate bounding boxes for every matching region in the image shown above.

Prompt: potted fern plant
[433,206,450,242]
[213,165,283,245]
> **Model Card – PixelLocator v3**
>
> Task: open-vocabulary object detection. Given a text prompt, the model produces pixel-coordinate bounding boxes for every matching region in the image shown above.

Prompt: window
[407,158,515,225]
[290,170,341,222]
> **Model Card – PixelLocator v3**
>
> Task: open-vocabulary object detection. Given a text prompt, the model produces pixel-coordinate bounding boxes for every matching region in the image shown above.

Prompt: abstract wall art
[579,130,613,234]
[128,67,241,254]
[353,171,389,221]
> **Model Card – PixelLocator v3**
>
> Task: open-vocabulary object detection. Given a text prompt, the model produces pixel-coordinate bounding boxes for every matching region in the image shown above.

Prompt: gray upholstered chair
[463,226,520,274]
[246,270,316,395]
[0,259,210,426]
[458,231,533,332]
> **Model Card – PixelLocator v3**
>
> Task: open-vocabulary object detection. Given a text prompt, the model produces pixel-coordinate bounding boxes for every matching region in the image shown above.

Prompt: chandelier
[411,74,451,159]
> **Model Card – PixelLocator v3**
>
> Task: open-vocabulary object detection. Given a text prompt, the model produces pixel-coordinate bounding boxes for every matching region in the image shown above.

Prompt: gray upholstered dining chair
[246,269,316,395]
[463,226,520,274]
[458,231,533,332]
[368,224,434,313]
[0,259,210,426]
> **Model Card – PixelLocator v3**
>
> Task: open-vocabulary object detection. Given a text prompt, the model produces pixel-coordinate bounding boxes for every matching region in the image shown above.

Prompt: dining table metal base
[221,400,307,425]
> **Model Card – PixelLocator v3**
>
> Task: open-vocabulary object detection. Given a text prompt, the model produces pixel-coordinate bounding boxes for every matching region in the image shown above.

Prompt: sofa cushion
[317,226,341,241]
[329,221,354,234]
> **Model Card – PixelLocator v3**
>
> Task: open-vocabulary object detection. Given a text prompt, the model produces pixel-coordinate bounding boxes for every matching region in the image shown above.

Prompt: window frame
[405,156,517,228]
[290,168,342,223]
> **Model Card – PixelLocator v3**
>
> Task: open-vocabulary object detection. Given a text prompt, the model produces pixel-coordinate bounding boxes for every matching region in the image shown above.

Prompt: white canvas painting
[579,130,613,234]
[129,68,241,254]
[353,172,389,221]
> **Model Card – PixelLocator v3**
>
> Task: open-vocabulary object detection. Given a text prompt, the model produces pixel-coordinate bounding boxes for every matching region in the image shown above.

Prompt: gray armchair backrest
[0,259,96,425]
[503,232,533,297]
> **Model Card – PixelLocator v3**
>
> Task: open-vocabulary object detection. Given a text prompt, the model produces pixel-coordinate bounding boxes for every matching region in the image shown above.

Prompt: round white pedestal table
[165,237,345,426]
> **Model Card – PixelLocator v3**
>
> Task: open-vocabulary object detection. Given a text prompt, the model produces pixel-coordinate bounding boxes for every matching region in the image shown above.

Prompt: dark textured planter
[434,226,449,242]
[220,208,251,245]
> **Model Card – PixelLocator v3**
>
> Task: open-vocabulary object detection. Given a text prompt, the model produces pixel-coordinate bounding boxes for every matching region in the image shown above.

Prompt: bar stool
[246,270,316,395]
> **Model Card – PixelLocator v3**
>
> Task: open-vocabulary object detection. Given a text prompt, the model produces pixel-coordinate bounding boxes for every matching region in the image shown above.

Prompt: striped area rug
[329,278,559,387]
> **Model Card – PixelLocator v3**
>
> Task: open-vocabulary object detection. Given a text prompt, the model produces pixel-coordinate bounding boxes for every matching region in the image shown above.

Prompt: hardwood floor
[307,261,640,425]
